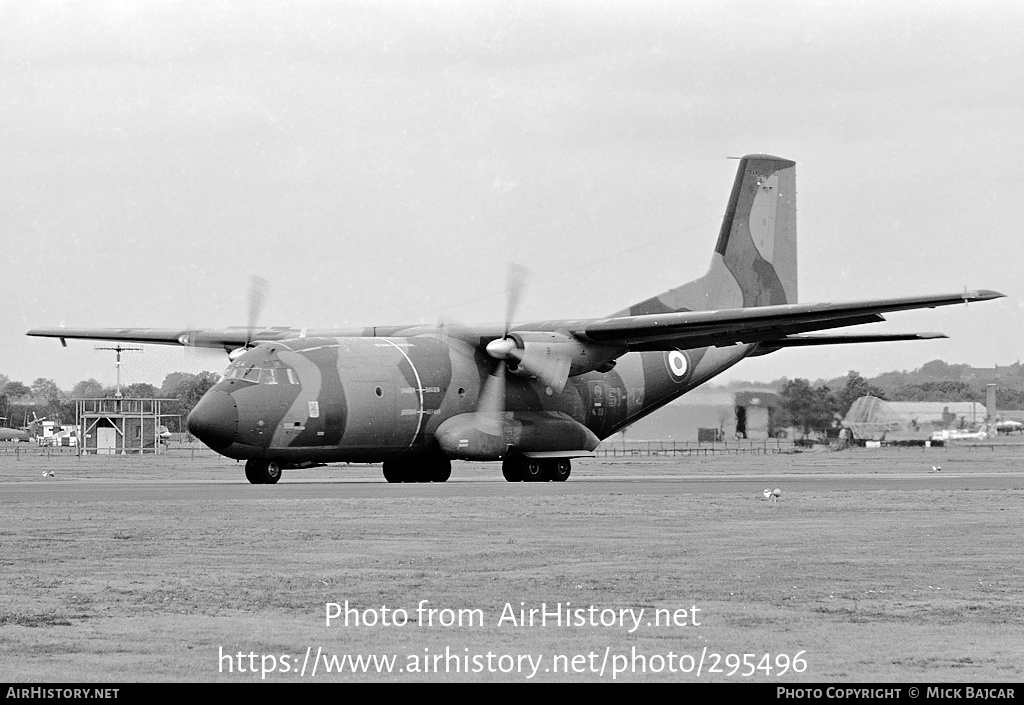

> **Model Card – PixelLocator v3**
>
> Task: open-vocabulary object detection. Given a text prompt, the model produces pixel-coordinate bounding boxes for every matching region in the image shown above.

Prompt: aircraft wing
[24,324,456,350]
[572,290,1003,351]
[24,327,310,351]
[27,290,1004,357]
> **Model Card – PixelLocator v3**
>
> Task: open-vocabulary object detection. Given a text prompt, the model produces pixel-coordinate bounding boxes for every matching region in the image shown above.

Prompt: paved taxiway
[3,469,1020,503]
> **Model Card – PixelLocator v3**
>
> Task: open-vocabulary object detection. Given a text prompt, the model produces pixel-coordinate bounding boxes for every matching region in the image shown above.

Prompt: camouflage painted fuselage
[196,334,753,463]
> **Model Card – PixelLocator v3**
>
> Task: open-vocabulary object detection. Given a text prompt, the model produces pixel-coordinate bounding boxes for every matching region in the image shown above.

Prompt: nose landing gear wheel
[244,459,283,484]
[264,460,282,484]
[244,460,263,484]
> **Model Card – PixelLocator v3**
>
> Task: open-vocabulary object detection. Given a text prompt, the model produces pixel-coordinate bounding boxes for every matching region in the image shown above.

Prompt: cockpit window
[223,359,298,385]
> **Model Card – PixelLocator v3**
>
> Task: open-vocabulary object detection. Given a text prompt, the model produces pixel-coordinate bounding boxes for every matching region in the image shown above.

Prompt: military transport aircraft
[27,155,1003,484]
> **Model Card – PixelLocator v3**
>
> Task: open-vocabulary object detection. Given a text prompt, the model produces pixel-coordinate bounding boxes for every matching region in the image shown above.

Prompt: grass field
[1,444,1022,683]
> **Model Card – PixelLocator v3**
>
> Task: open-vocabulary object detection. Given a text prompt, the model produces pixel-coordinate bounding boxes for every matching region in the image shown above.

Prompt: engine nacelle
[485,331,623,392]
[506,332,621,373]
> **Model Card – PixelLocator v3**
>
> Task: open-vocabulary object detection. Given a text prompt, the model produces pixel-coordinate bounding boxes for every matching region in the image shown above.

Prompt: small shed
[733,390,784,440]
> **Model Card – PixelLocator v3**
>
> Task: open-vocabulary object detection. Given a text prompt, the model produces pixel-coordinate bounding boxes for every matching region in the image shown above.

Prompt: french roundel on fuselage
[665,349,691,384]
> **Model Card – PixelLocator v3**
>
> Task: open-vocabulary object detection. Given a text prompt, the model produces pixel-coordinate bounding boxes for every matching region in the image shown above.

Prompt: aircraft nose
[187,391,238,450]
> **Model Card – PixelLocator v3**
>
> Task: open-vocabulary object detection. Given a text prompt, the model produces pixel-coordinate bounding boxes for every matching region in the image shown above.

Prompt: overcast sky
[2,0,1022,391]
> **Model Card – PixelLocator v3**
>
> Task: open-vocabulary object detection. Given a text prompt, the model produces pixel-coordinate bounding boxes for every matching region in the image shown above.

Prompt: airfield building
[842,396,986,442]
[618,387,784,441]
[75,397,173,455]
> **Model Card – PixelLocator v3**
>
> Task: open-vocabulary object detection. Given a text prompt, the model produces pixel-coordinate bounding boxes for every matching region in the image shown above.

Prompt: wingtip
[968,289,1005,301]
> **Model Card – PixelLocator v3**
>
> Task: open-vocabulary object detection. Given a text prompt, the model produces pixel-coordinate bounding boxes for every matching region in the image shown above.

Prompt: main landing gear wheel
[503,454,565,482]
[547,458,571,482]
[382,457,452,483]
[501,456,521,482]
[520,457,545,482]
[430,460,452,483]
[502,455,573,482]
[245,459,283,485]
[382,462,404,484]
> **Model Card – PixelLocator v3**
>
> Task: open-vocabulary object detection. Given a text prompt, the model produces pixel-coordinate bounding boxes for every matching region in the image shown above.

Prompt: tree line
[777,360,1024,436]
[0,372,220,432]
[4,358,1019,438]
[777,372,884,436]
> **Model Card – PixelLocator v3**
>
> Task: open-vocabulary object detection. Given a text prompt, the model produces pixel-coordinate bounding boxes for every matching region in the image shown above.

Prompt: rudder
[618,154,797,315]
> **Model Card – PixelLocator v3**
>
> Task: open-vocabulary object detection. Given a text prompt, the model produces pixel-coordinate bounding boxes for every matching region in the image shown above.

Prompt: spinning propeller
[471,263,574,439]
[436,263,589,459]
[245,275,270,349]
[226,276,270,360]
[484,263,572,394]
[470,263,528,438]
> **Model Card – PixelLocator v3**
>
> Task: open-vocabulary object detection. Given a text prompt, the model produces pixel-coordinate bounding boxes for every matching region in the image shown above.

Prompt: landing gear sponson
[382,452,573,483]
[243,454,572,484]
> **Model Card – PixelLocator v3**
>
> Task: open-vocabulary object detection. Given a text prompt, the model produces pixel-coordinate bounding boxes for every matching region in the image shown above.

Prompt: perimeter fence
[0,441,223,460]
[596,439,794,457]
[2,437,1012,462]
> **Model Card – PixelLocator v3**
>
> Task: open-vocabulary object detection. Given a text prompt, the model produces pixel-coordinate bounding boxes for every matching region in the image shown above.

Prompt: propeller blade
[504,263,529,335]
[246,275,270,346]
[473,363,506,437]
[487,263,572,393]
[467,263,530,440]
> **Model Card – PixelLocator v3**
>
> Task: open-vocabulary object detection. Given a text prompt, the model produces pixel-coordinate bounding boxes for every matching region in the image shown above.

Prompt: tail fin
[619,154,797,315]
